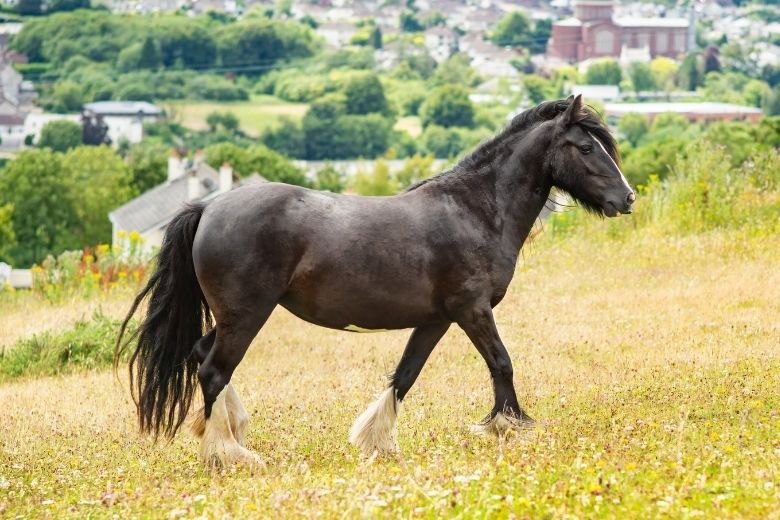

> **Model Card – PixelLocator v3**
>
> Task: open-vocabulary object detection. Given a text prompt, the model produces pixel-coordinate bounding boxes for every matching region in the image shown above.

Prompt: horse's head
[547,95,635,217]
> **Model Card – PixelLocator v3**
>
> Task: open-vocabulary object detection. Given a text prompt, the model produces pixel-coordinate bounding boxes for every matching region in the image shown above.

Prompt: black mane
[405,98,619,192]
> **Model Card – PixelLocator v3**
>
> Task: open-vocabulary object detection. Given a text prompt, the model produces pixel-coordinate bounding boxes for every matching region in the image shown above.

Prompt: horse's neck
[490,131,553,253]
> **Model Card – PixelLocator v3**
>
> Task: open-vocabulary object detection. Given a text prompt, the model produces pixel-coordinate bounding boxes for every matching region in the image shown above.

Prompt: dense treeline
[11,10,319,108]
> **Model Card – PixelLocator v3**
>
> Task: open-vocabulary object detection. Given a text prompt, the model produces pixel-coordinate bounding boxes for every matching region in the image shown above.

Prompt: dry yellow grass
[1,231,779,517]
[0,290,134,350]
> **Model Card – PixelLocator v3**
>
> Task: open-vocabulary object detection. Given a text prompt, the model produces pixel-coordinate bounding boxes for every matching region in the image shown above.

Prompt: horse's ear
[561,94,583,125]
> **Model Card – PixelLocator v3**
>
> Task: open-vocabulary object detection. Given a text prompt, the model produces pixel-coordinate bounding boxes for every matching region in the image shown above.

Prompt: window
[656,32,668,53]
[674,32,687,51]
[595,30,614,54]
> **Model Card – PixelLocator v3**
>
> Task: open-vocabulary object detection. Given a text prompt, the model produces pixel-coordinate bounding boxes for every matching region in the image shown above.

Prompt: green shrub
[0,312,132,381]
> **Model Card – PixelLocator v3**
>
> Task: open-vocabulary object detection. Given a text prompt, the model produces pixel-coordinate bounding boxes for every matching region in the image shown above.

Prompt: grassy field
[165,95,308,137]
[1,227,779,518]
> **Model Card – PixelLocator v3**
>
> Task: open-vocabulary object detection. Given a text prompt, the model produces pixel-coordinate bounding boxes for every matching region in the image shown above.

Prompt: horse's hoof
[470,412,536,437]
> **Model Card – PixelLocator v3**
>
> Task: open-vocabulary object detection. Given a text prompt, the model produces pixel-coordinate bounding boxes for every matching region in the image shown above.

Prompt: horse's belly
[280,276,441,331]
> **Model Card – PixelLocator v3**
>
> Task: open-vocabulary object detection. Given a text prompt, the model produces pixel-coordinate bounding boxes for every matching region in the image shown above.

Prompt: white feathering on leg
[349,387,399,455]
[200,386,262,469]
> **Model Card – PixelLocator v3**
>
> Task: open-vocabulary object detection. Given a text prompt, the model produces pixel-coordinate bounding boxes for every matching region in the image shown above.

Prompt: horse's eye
[580,146,593,154]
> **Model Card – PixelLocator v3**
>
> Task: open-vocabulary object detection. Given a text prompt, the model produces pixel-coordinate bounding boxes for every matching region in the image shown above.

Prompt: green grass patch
[164,95,309,137]
[0,311,129,382]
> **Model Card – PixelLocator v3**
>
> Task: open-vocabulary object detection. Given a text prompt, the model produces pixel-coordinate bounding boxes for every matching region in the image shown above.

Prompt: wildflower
[92,272,101,281]
[117,230,127,239]
[129,231,141,242]
[84,254,95,264]
[118,271,128,279]
[96,244,110,255]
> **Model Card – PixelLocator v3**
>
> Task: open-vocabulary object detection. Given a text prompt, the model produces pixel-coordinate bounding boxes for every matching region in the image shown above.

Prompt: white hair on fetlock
[349,387,399,455]
[199,386,263,469]
[470,411,534,438]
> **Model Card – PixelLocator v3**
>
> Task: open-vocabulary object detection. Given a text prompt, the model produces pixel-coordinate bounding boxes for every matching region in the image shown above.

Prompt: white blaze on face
[588,131,632,192]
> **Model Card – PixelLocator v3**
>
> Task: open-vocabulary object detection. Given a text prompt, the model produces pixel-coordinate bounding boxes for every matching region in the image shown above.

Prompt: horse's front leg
[456,305,534,436]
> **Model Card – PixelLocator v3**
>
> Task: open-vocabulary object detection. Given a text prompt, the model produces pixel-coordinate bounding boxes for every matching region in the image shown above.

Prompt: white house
[108,151,264,250]
[83,101,163,145]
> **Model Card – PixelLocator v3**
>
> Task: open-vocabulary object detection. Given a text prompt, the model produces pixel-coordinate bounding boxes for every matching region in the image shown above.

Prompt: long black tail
[115,202,212,439]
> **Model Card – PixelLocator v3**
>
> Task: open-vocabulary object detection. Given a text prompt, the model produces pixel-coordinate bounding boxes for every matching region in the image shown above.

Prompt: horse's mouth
[605,201,632,217]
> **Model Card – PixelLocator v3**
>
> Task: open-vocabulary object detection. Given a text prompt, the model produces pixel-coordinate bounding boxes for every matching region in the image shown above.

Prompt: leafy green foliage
[0,312,130,381]
[38,120,82,152]
[0,203,16,263]
[343,72,390,116]
[62,146,135,248]
[0,150,77,266]
[627,62,656,94]
[204,142,309,185]
[585,59,622,86]
[420,85,475,128]
[126,141,168,193]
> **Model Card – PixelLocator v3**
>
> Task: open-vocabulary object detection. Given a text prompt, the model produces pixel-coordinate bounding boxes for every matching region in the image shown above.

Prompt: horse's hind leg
[197,305,275,468]
[350,322,450,455]
[190,330,249,446]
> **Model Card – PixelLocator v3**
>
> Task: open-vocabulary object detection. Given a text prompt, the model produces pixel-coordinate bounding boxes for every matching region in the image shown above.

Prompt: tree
[743,79,771,108]
[650,57,678,98]
[617,113,649,147]
[628,62,656,95]
[49,81,85,112]
[0,150,77,266]
[523,75,551,104]
[353,159,397,195]
[0,204,16,263]
[678,53,702,91]
[15,0,42,15]
[81,110,111,146]
[261,116,305,158]
[38,120,82,152]
[585,59,622,85]
[400,11,423,32]
[315,164,345,193]
[371,26,383,49]
[343,73,389,115]
[47,0,90,12]
[489,12,531,48]
[61,146,135,247]
[204,143,309,186]
[422,125,464,158]
[420,85,475,128]
[127,141,168,192]
[703,45,721,74]
[138,37,161,70]
[430,53,477,87]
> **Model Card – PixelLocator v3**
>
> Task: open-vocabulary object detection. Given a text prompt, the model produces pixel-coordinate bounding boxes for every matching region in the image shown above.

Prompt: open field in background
[1,229,779,517]
[165,95,309,137]
[0,289,134,351]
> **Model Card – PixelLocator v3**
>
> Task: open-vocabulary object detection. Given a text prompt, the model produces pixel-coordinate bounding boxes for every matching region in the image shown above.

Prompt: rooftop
[614,17,689,28]
[604,102,763,115]
[84,101,163,116]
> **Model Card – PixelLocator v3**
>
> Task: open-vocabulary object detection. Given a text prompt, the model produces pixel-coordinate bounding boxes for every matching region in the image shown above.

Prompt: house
[548,0,690,62]
[316,22,358,48]
[424,26,458,63]
[23,113,81,144]
[108,151,263,250]
[83,101,163,145]
[603,102,763,124]
[569,84,621,101]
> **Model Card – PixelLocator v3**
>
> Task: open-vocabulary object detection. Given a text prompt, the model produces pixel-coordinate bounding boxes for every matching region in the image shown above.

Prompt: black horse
[116,95,634,467]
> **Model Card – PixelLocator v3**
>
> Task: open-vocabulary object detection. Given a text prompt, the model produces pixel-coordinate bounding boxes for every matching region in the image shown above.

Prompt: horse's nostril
[627,192,636,204]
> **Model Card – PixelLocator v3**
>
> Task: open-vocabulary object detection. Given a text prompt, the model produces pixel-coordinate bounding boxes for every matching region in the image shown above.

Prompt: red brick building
[548,0,690,62]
